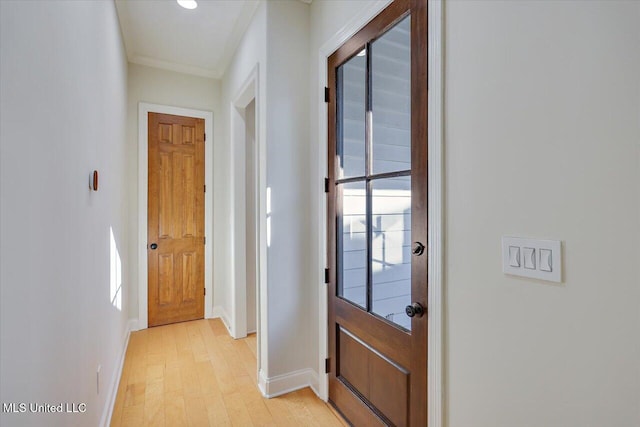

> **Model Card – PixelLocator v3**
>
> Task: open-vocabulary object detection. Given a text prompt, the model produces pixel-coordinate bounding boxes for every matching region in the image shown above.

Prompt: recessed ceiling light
[177,0,197,10]
[357,49,366,57]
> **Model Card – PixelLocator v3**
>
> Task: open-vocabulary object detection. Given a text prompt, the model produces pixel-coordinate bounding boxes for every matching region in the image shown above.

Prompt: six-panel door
[148,113,205,327]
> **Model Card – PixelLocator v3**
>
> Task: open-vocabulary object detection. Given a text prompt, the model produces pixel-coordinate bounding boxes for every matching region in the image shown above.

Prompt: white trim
[129,55,219,79]
[427,2,445,427]
[137,103,214,330]
[258,368,318,398]
[229,67,261,340]
[100,319,136,427]
[315,0,393,403]
[227,66,269,395]
[315,2,445,427]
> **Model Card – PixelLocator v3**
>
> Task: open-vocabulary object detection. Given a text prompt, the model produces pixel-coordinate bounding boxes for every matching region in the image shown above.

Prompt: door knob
[149,243,158,250]
[412,242,425,256]
[405,302,425,318]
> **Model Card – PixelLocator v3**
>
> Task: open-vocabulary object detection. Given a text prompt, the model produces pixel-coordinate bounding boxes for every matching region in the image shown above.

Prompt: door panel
[328,0,427,425]
[148,112,205,327]
[338,327,409,427]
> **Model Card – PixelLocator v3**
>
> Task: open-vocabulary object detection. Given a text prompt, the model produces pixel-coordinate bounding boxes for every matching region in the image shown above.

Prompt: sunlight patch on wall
[110,227,122,311]
[266,187,272,248]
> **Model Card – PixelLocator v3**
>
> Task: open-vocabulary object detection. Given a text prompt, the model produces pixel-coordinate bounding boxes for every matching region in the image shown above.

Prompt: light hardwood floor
[110,319,346,427]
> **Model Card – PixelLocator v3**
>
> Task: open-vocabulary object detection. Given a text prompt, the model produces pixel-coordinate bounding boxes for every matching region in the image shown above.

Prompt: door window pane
[337,52,366,178]
[371,176,412,330]
[371,16,411,174]
[338,181,367,308]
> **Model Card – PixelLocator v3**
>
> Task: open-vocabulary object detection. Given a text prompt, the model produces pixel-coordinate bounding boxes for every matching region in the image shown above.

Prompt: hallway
[110,320,345,426]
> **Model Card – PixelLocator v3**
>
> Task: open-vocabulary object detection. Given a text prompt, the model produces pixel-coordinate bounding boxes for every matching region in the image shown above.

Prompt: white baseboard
[100,318,136,427]
[258,369,268,396]
[308,370,320,397]
[258,368,319,398]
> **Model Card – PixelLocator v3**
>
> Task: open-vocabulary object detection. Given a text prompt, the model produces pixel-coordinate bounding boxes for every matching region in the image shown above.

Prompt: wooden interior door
[327,0,428,425]
[148,112,205,327]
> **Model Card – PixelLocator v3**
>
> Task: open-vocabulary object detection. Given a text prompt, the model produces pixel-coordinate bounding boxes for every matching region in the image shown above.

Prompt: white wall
[125,63,221,322]
[0,1,130,426]
[264,0,313,380]
[445,1,640,426]
[310,0,382,49]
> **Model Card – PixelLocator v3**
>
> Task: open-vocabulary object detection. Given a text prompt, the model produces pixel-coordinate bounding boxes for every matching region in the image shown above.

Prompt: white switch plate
[502,236,562,282]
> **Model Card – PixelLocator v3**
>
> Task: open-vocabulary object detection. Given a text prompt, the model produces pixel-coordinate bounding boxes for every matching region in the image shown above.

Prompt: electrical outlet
[96,365,101,395]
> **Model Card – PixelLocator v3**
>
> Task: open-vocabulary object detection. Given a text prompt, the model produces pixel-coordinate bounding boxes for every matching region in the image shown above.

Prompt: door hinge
[324,177,329,193]
[204,184,206,193]
[204,133,206,142]
[325,358,330,374]
[324,268,330,284]
[324,87,330,103]
[204,287,206,296]
[204,236,206,245]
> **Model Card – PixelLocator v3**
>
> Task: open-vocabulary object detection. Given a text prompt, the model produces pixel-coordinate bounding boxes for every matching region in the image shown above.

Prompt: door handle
[412,242,425,256]
[405,302,425,318]
[149,243,158,250]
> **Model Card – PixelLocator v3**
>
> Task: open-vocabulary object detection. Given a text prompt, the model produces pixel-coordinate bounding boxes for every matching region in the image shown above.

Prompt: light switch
[502,236,562,283]
[508,246,521,267]
[523,247,536,269]
[540,249,552,272]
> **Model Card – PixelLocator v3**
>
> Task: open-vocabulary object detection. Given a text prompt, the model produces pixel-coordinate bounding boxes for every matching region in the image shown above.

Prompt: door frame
[229,67,263,341]
[137,103,214,330]
[315,1,444,425]
[229,67,269,393]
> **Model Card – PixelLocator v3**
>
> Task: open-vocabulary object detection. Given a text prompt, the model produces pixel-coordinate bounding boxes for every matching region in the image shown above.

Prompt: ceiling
[115,0,261,79]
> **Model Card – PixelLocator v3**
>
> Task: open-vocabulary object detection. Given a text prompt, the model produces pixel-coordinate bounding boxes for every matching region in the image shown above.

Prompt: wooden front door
[148,112,205,327]
[327,0,428,425]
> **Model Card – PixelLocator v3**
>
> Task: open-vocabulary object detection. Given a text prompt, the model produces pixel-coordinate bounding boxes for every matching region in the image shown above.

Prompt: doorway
[326,0,428,425]
[230,71,261,342]
[137,103,214,331]
[229,70,264,387]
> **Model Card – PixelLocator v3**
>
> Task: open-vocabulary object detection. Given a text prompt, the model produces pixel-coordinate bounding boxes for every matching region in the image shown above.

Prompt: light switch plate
[502,236,562,282]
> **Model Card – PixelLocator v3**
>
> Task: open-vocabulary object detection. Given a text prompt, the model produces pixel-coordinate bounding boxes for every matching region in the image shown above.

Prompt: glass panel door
[335,15,413,331]
[327,1,428,424]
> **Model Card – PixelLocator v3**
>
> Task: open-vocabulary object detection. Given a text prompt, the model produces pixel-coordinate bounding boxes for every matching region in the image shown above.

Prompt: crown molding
[128,55,221,79]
